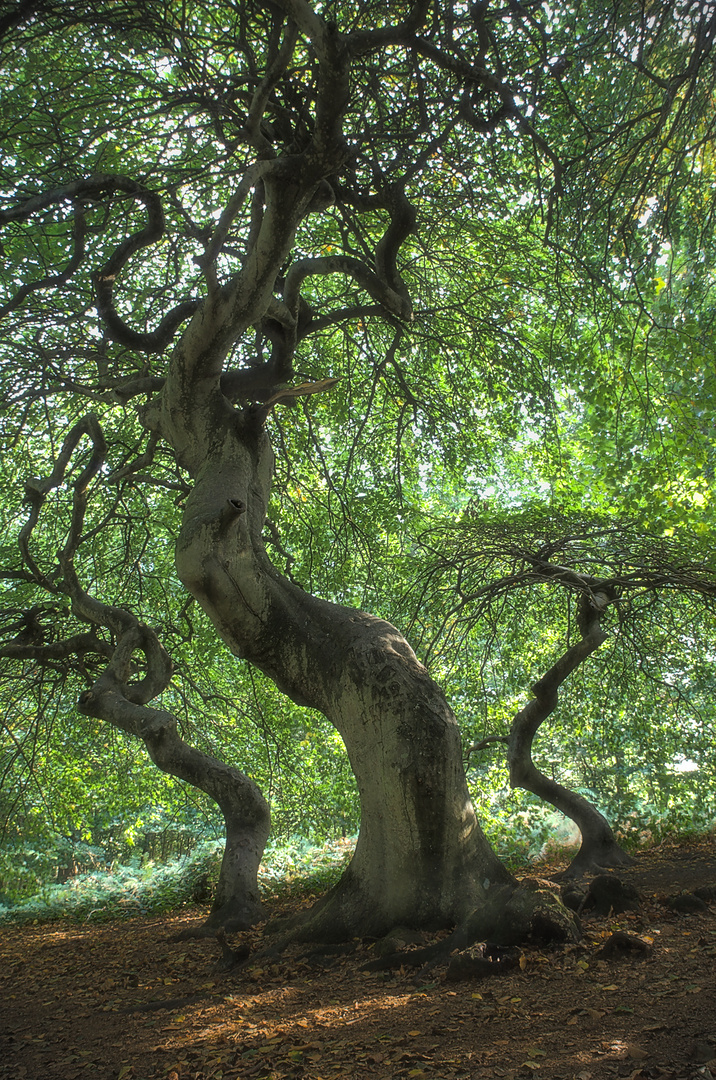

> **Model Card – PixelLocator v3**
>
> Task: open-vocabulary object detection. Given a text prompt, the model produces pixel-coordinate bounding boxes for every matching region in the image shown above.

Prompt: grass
[0,835,355,926]
[2,799,714,927]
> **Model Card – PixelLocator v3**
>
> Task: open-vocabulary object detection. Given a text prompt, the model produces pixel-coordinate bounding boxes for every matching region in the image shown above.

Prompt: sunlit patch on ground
[2,838,715,1080]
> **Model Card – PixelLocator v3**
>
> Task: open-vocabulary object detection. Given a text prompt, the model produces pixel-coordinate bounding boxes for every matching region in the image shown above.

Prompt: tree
[413,511,716,875]
[1,0,715,938]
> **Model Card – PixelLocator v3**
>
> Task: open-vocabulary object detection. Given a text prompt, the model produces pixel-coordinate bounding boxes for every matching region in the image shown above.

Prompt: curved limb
[0,176,198,350]
[507,591,634,877]
[7,413,271,931]
[77,624,270,933]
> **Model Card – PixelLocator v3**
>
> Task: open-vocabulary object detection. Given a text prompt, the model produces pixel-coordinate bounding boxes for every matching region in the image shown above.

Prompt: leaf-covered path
[2,838,715,1080]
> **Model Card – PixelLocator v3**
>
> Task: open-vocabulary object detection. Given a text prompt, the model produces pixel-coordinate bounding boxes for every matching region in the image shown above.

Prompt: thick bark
[77,626,270,932]
[159,402,511,937]
[507,593,634,878]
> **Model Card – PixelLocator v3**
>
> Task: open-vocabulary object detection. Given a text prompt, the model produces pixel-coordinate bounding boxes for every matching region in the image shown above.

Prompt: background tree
[411,511,716,875]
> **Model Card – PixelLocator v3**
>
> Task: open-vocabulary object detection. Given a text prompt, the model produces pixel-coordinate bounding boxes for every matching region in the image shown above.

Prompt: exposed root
[557,844,636,881]
[170,923,222,941]
[446,944,521,982]
[577,874,641,916]
[259,866,487,946]
[214,928,251,970]
[361,881,580,977]
[664,891,709,913]
[596,931,651,959]
[170,899,264,940]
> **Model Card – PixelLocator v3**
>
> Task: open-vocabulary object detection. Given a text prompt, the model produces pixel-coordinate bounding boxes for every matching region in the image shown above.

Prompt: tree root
[446,944,521,982]
[214,928,251,970]
[596,931,651,959]
[664,891,709,913]
[361,880,579,977]
[204,876,584,986]
[556,844,637,881]
[170,894,265,939]
[577,875,641,916]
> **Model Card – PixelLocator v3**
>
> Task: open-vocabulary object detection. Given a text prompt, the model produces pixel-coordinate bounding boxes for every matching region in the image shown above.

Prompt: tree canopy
[1,0,716,937]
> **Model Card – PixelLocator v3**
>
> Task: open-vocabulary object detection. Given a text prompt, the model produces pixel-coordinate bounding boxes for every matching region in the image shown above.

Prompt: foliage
[1,0,716,920]
[0,834,355,925]
[0,839,224,925]
[258,835,355,898]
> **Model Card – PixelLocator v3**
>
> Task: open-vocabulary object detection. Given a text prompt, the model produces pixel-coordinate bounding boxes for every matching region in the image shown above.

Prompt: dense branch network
[410,513,716,658]
[1,0,716,933]
[1,1,711,415]
[0,0,576,414]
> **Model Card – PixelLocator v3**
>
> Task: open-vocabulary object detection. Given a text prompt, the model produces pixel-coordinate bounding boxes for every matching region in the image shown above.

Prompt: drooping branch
[283,254,413,324]
[0,199,87,320]
[417,513,716,872]
[19,413,106,589]
[0,175,198,351]
[410,514,716,659]
[9,411,271,931]
[467,733,509,758]
[0,630,111,666]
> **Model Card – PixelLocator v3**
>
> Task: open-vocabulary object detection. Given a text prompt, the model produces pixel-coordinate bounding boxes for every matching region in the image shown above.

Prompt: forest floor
[1,836,715,1080]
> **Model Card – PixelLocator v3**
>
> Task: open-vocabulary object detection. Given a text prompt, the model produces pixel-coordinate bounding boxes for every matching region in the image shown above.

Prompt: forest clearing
[2,839,716,1080]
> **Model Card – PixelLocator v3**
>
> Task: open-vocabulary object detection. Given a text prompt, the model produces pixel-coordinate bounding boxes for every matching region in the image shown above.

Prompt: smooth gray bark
[507,592,634,878]
[152,397,511,936]
[76,625,271,931]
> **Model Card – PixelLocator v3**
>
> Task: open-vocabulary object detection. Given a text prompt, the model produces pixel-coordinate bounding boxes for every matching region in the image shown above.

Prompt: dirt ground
[1,836,715,1080]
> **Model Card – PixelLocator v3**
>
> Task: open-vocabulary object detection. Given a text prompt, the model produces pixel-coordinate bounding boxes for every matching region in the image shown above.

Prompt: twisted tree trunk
[76,626,271,932]
[507,592,634,878]
[161,396,512,937]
